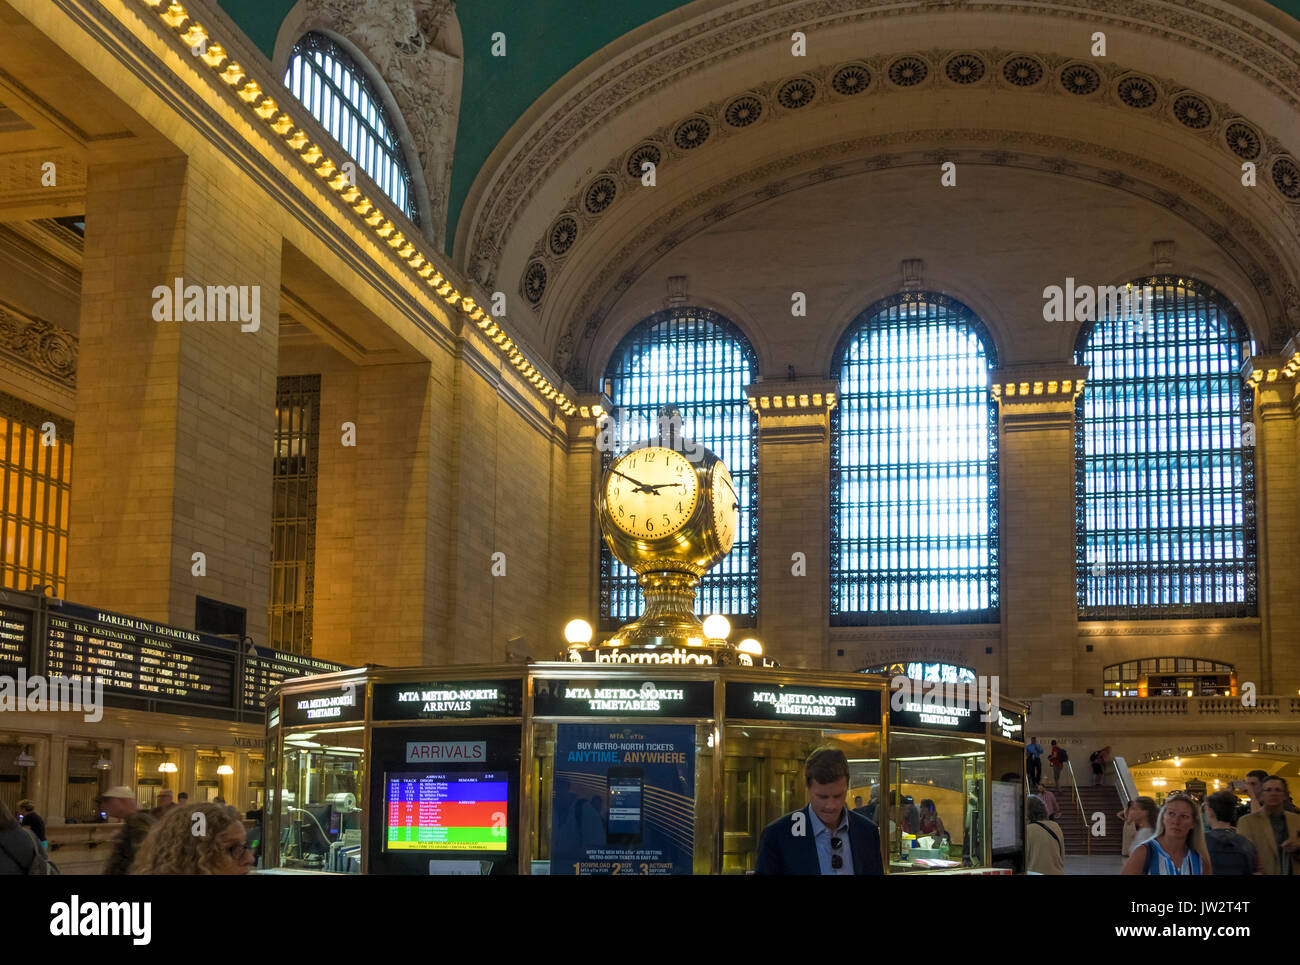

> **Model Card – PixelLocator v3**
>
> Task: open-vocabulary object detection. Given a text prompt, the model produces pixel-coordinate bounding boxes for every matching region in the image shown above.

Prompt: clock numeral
[646,519,654,532]
[630,514,636,526]
[619,506,625,516]
[646,450,655,461]
[663,514,671,525]
[676,502,682,512]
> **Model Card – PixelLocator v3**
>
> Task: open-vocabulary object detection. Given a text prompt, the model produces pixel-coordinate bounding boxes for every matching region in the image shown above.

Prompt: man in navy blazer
[754,747,884,875]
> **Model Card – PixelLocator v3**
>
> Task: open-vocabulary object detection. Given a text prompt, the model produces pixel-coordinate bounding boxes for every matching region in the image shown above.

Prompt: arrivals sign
[406,741,487,764]
[533,678,714,718]
[373,679,524,720]
[725,682,882,725]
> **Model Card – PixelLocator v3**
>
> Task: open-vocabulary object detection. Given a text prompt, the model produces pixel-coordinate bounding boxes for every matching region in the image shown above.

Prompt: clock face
[605,447,700,539]
[711,463,739,555]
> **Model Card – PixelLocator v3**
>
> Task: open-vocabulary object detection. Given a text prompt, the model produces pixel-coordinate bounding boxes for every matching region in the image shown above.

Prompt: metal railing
[1111,756,1137,810]
[1065,760,1091,856]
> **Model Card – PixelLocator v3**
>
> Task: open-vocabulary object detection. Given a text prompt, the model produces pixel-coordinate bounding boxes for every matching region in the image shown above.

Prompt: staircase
[1049,783,1124,855]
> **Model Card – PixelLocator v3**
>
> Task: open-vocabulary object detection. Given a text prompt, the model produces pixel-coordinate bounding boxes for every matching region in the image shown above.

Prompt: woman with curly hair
[131,802,254,875]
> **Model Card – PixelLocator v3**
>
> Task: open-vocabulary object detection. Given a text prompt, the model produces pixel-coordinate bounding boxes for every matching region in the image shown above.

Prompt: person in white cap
[99,787,154,876]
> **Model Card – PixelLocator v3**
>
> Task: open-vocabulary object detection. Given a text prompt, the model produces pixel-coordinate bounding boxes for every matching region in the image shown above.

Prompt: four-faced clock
[604,447,700,540]
[710,462,739,555]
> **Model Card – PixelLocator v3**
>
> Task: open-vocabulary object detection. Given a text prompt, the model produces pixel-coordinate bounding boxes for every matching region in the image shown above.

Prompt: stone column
[1244,349,1300,695]
[748,380,837,669]
[347,361,440,668]
[557,394,607,645]
[69,157,280,640]
[992,365,1088,697]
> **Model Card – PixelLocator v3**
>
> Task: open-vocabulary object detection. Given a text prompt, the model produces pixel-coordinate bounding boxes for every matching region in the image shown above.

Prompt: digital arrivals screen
[384,772,509,852]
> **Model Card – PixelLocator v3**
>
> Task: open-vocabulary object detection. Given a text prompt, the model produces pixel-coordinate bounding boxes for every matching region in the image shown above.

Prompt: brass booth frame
[265,663,1026,874]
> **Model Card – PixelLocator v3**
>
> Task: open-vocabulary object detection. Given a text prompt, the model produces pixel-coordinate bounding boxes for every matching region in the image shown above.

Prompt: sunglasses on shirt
[831,834,843,870]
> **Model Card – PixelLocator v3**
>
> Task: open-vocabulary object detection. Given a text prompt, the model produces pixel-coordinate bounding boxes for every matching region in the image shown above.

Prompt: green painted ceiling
[218,0,1300,255]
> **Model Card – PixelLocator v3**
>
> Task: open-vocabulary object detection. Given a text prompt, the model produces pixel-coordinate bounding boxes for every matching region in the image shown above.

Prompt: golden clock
[710,462,738,556]
[592,425,744,657]
[604,447,700,540]
[597,444,734,577]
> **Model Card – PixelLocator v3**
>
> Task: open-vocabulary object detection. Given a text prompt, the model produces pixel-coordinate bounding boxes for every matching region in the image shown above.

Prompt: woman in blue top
[1121,792,1211,875]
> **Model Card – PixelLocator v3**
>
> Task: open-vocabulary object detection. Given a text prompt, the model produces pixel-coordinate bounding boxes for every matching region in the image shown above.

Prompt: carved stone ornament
[302,0,460,246]
[0,300,78,388]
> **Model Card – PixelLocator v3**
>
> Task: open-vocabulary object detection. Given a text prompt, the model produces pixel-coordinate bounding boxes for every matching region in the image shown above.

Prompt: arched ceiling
[444,0,1300,385]
[218,0,1300,252]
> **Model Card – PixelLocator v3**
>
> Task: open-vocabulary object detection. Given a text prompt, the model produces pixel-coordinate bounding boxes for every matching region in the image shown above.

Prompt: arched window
[600,308,757,627]
[1075,277,1255,618]
[284,32,419,225]
[1103,657,1235,698]
[831,293,998,625]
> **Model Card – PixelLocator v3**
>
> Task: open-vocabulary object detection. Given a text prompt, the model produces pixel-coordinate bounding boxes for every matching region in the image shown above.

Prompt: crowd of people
[1025,736,1114,788]
[0,786,256,876]
[4,755,1296,877]
[1024,767,1300,876]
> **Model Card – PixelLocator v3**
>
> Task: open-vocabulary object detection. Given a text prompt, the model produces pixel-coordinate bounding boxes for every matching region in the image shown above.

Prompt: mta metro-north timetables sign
[384,772,509,852]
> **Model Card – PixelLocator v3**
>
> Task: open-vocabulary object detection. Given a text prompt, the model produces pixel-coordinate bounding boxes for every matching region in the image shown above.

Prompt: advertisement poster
[550,724,695,875]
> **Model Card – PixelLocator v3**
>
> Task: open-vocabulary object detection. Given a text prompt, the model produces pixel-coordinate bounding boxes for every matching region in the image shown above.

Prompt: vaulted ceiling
[216,0,1300,386]
[219,0,1300,252]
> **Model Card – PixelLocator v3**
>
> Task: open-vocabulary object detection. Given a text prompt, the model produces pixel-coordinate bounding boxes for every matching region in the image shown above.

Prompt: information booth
[264,663,1025,874]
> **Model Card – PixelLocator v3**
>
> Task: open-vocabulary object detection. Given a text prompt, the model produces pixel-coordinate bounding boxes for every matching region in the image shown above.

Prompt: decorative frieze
[0,299,77,389]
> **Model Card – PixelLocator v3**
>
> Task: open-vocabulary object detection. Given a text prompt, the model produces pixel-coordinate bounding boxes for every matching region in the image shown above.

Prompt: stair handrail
[1111,756,1137,810]
[1064,759,1091,856]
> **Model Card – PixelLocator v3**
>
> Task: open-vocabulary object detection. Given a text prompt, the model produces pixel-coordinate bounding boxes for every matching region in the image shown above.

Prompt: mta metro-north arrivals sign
[373,679,524,720]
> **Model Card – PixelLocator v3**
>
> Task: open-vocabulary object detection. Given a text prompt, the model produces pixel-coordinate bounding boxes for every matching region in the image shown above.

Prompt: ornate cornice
[52,0,578,426]
[462,0,1300,292]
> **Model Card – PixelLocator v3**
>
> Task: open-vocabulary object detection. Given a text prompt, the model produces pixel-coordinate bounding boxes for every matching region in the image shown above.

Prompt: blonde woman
[131,802,254,875]
[1121,793,1211,875]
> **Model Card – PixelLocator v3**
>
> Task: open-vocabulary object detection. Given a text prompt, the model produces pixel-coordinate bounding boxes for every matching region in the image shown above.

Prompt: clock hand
[643,481,686,492]
[610,468,655,492]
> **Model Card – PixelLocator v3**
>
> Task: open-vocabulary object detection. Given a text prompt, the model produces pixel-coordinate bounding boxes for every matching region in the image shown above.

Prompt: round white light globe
[563,619,593,645]
[737,637,762,655]
[702,614,731,640]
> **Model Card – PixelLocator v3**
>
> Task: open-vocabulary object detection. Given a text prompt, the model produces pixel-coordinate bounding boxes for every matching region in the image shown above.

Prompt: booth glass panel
[722,727,882,874]
[887,731,985,872]
[278,728,364,872]
[530,722,714,875]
